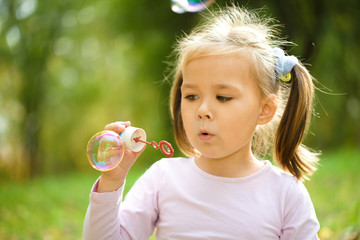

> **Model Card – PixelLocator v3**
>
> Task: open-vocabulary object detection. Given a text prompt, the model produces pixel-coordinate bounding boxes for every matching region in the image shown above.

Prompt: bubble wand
[133,136,174,157]
[86,126,174,171]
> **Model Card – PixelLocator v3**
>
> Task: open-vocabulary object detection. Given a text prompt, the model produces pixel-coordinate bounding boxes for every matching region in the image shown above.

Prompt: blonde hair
[169,6,318,181]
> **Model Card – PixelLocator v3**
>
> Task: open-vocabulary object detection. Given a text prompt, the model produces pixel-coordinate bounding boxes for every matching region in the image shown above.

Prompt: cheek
[180,104,192,130]
[220,104,260,135]
[181,101,195,119]
[180,105,187,122]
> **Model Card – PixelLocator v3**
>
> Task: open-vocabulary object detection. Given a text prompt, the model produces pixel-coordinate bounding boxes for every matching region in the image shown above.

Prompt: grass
[0,169,145,240]
[0,147,359,239]
[305,147,360,240]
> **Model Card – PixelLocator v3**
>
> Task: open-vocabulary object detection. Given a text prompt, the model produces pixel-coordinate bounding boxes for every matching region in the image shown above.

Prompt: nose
[196,101,213,120]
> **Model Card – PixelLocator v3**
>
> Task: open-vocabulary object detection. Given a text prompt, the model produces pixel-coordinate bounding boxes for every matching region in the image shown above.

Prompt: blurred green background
[0,0,359,239]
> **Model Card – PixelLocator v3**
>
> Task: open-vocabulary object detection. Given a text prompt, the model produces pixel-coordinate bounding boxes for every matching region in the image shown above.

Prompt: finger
[116,121,131,128]
[120,145,146,169]
[104,121,131,133]
[104,123,125,133]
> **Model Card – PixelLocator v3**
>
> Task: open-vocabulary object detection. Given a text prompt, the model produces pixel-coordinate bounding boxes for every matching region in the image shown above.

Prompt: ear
[257,94,278,125]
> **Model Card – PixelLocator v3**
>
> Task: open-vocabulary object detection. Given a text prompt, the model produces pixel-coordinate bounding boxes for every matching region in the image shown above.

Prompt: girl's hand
[97,121,145,193]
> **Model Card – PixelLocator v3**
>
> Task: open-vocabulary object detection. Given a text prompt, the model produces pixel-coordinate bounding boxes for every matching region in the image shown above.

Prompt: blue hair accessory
[274,47,298,82]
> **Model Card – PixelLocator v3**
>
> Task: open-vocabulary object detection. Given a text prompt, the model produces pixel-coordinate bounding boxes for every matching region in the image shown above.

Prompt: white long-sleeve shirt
[83,157,319,240]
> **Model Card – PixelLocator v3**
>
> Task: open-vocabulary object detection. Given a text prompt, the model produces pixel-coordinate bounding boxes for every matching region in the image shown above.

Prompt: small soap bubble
[86,130,125,171]
[171,0,215,14]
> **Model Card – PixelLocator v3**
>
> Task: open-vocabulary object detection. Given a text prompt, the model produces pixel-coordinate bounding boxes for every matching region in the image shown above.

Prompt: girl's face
[181,53,267,160]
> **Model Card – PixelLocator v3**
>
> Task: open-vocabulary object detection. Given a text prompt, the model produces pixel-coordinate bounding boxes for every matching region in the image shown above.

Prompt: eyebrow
[214,83,238,90]
[181,83,241,91]
[181,83,198,89]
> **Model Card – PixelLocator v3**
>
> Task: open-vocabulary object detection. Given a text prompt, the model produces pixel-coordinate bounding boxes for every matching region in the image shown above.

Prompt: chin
[198,151,229,160]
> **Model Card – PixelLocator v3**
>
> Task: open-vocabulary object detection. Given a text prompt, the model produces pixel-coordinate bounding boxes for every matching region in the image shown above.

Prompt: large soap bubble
[86,130,125,171]
[171,0,215,14]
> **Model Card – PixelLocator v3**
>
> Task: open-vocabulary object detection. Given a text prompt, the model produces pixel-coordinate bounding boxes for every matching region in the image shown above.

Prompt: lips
[198,130,214,141]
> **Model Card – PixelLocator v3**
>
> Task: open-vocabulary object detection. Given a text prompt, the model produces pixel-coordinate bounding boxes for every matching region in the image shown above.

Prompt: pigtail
[274,64,319,181]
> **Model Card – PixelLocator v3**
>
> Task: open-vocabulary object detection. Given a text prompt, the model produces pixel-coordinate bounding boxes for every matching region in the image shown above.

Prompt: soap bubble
[86,130,125,171]
[171,0,215,14]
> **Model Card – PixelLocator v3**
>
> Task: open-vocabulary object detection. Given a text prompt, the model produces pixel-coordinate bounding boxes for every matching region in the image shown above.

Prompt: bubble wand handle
[133,136,174,157]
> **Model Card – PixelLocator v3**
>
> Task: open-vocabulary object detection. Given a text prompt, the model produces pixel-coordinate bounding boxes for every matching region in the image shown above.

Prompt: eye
[184,94,199,101]
[216,96,232,102]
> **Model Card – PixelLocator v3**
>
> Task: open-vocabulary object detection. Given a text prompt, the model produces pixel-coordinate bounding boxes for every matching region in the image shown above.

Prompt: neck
[195,149,263,178]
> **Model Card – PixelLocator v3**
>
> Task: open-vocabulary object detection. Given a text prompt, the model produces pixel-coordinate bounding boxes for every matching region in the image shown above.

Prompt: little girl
[83,6,320,240]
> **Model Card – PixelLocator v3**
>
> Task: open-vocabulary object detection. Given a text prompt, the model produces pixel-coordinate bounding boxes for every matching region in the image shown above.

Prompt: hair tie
[274,47,298,82]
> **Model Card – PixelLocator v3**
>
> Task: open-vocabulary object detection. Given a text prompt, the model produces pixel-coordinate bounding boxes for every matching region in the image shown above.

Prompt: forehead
[182,53,256,87]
